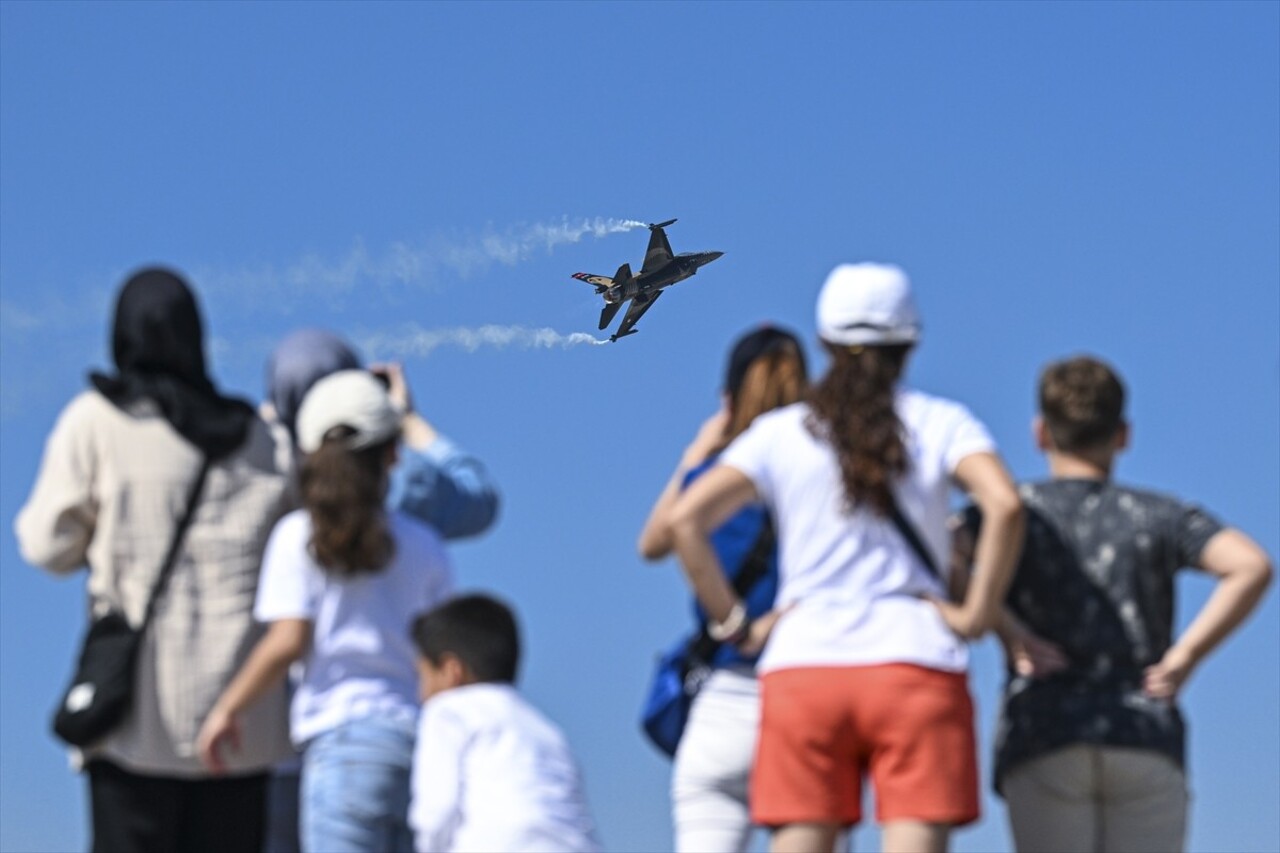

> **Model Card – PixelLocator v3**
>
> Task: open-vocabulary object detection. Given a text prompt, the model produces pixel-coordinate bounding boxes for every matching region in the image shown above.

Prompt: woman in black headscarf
[17,267,295,853]
[91,267,256,459]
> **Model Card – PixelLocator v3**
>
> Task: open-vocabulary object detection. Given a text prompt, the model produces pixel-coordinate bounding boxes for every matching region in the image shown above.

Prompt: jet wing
[640,226,674,276]
[572,272,613,289]
[612,290,662,340]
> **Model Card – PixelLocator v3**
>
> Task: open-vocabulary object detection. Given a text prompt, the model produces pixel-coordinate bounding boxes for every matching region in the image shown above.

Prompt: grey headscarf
[266,329,361,440]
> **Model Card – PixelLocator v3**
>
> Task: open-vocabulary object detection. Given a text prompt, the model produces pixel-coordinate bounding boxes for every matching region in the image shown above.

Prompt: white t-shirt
[410,683,600,853]
[719,390,996,675]
[255,509,453,745]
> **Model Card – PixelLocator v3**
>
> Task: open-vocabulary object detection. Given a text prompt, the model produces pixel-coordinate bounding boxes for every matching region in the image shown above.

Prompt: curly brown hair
[806,343,912,516]
[300,426,395,577]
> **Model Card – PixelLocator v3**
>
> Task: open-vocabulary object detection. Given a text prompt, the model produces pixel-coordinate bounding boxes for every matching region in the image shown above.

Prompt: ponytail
[300,427,395,577]
[806,344,911,515]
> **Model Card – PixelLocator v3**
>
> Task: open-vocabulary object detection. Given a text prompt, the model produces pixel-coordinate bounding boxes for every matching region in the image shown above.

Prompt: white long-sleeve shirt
[410,683,599,853]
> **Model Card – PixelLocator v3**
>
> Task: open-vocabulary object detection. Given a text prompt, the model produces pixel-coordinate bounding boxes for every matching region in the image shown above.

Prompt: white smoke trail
[197,216,648,302]
[486,217,649,264]
[0,217,647,333]
[361,324,610,359]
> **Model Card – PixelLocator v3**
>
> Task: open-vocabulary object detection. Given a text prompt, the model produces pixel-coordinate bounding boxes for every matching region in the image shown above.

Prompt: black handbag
[52,457,212,748]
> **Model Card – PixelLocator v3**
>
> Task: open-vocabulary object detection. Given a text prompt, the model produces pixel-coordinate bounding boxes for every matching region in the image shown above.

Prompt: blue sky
[2,3,1277,852]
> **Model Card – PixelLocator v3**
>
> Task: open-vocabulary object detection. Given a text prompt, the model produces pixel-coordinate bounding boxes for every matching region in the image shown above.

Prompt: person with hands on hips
[669,263,1025,853]
[954,355,1273,853]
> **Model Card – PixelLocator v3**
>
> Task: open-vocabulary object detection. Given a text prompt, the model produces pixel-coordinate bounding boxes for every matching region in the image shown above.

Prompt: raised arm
[377,362,500,540]
[389,432,501,539]
[637,409,728,561]
[937,451,1025,639]
[1144,528,1273,699]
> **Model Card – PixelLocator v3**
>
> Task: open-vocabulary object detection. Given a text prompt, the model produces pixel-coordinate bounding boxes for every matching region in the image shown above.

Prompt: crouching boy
[410,594,601,853]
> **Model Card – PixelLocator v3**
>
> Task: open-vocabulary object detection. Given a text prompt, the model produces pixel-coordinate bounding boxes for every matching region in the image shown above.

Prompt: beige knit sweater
[16,390,296,777]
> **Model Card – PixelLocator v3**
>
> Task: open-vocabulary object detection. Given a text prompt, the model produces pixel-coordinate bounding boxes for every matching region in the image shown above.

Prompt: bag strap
[687,514,775,663]
[887,494,941,581]
[138,456,213,632]
[731,515,775,600]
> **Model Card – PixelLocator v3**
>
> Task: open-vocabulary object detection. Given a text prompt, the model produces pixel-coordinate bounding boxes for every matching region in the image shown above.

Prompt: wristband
[708,601,747,643]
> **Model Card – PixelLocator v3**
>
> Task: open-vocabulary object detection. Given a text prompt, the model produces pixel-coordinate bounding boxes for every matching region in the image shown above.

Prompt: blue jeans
[301,717,417,853]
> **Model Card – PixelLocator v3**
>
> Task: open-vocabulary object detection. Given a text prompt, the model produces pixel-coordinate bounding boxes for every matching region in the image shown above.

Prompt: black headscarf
[90,267,254,460]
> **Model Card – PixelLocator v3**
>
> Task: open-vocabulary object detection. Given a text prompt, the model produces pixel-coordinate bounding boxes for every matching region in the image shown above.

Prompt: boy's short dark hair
[412,594,520,684]
[1038,355,1127,452]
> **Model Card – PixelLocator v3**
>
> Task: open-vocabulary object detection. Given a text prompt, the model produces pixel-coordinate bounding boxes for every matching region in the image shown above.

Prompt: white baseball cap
[816,263,922,346]
[295,369,402,454]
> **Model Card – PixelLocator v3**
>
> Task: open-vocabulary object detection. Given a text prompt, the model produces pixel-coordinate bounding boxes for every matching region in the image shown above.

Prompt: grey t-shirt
[963,478,1223,793]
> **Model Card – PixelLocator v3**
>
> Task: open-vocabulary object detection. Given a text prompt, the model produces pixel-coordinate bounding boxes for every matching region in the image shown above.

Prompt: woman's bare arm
[669,465,759,623]
[1145,529,1273,698]
[637,409,728,561]
[938,452,1024,639]
[197,619,311,773]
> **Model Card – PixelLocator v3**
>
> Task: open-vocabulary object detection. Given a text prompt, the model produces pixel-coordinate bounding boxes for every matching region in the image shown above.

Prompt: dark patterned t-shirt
[963,478,1223,794]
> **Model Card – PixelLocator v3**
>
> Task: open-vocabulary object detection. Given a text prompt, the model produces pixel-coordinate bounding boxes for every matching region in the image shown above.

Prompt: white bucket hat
[295,369,402,454]
[816,263,921,346]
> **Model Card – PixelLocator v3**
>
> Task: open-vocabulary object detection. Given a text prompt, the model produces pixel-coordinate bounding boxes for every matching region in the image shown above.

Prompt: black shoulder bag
[52,457,212,748]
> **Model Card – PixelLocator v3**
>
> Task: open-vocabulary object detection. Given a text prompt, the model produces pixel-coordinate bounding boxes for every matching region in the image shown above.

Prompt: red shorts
[751,664,979,828]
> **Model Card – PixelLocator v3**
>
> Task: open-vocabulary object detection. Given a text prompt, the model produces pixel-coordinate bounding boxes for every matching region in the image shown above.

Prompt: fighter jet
[572,219,723,342]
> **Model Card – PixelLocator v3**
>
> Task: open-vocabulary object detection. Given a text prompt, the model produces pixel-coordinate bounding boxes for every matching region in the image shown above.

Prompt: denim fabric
[387,439,500,540]
[301,717,417,853]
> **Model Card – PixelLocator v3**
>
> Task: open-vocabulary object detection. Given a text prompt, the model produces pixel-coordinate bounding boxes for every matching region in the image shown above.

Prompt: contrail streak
[1,217,647,330]
[197,216,648,301]
[360,324,610,359]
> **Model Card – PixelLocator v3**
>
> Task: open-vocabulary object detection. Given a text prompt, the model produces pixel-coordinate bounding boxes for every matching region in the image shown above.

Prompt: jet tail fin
[614,263,633,283]
[599,301,623,330]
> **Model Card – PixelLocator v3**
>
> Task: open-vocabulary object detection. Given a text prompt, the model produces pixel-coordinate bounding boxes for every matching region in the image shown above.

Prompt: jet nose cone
[706,251,724,262]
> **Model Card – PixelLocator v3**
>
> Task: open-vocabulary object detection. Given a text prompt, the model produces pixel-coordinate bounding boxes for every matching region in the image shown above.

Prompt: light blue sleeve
[385,436,500,541]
